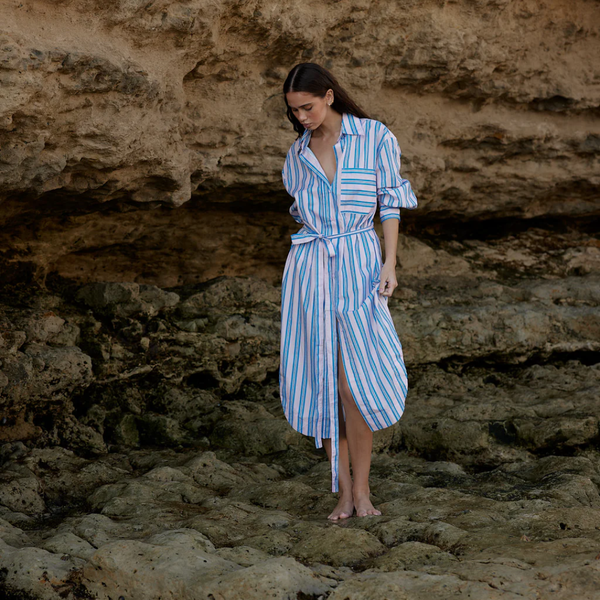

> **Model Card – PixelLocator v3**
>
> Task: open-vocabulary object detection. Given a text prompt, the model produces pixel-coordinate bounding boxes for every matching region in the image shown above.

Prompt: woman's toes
[328,495,354,520]
[354,501,381,517]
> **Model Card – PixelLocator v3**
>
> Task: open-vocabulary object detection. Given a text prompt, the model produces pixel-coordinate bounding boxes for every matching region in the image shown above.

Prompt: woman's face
[286,89,333,130]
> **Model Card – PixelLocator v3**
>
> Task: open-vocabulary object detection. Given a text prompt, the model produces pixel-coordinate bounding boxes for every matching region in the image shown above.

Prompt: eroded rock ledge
[1,0,599,216]
[1,0,599,288]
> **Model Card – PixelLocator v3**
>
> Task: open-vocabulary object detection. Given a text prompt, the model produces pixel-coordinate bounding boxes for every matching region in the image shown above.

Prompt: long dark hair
[283,63,370,137]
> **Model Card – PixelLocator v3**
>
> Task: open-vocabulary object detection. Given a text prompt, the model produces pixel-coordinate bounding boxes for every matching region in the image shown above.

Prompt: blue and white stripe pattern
[279,111,418,492]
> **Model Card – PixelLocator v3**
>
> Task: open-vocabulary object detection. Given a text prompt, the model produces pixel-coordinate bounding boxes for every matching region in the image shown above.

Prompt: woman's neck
[311,110,342,140]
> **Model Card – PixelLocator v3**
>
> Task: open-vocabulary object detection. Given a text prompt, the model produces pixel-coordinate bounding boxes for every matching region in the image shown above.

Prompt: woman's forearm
[382,217,399,265]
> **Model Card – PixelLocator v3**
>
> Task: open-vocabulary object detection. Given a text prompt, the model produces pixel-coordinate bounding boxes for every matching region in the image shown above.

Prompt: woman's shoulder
[289,128,311,153]
[352,115,396,145]
[284,136,302,162]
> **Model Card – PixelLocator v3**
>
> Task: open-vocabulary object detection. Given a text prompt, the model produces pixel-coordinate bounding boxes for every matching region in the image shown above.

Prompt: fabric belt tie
[289,223,376,493]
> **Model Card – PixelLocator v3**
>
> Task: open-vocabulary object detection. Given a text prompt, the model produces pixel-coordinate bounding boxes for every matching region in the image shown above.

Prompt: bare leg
[337,345,381,517]
[322,395,354,520]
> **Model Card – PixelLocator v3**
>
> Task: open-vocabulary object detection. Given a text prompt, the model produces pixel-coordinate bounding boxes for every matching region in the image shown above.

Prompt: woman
[279,63,418,521]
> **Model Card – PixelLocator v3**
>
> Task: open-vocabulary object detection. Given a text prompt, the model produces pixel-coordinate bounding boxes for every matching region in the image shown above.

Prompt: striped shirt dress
[279,111,418,493]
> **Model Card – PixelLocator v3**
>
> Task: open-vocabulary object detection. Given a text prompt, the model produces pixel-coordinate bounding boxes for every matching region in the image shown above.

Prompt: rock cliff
[0,0,598,284]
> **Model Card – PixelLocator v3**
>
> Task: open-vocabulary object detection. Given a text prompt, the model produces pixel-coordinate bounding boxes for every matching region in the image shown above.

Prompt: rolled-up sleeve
[282,148,303,224]
[375,131,418,223]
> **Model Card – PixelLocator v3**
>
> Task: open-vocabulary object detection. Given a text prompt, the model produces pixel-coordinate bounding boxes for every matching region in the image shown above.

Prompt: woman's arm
[282,146,304,224]
[375,129,418,296]
[375,132,418,223]
[379,217,399,296]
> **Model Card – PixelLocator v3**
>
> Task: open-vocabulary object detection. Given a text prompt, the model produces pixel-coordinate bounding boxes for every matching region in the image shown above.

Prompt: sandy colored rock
[0,0,597,210]
[368,541,458,571]
[214,545,272,567]
[0,472,46,515]
[0,539,83,600]
[1,444,600,598]
[41,532,96,561]
[197,556,333,600]
[327,570,514,600]
[290,526,387,567]
[0,1,598,284]
[0,518,30,548]
[183,451,256,492]
[81,538,240,599]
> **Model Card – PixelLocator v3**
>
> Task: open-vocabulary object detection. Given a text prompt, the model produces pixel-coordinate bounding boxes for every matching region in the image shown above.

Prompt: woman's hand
[379,260,398,297]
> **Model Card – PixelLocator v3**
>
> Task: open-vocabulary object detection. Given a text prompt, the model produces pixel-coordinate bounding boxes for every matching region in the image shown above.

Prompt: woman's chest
[298,138,378,217]
[308,138,337,187]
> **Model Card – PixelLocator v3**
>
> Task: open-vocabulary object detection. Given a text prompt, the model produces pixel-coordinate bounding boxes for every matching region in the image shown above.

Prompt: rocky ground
[2,444,600,599]
[1,221,600,599]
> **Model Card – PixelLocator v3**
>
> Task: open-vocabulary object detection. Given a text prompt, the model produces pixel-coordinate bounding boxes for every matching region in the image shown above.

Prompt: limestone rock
[0,0,597,214]
[81,538,240,599]
[0,539,83,600]
[0,471,46,515]
[77,282,179,318]
[290,526,387,567]
[368,541,458,571]
[41,532,96,561]
[196,556,333,600]
[214,545,271,568]
[0,518,31,548]
[0,444,599,598]
[0,1,598,284]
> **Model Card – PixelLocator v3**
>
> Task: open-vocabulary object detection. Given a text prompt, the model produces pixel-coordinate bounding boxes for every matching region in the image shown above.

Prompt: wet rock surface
[0,221,599,598]
[1,445,600,599]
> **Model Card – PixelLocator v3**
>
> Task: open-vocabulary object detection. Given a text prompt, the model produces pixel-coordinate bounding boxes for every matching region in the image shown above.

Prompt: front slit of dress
[329,145,341,494]
[309,141,342,494]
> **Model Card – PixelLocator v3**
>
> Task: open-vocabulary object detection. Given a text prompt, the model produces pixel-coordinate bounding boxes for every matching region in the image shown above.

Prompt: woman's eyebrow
[290,102,313,108]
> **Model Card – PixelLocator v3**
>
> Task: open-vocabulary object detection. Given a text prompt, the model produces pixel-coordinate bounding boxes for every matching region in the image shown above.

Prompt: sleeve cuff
[379,207,401,222]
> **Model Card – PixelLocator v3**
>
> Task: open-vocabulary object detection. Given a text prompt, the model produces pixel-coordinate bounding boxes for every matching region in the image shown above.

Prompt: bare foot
[327,491,355,521]
[353,489,381,517]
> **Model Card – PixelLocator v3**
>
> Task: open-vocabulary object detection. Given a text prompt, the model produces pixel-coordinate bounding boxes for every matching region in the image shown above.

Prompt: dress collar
[298,112,365,154]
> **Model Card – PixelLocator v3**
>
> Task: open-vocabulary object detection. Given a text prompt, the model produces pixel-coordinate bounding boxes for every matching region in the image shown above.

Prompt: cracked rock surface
[1,446,600,599]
